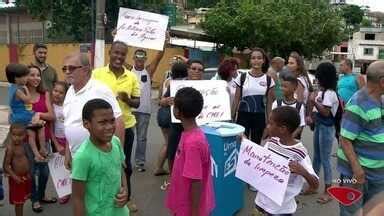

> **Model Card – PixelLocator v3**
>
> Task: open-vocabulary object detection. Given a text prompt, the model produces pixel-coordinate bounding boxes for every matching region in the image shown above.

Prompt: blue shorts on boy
[8,84,34,125]
[71,136,129,216]
[255,137,318,214]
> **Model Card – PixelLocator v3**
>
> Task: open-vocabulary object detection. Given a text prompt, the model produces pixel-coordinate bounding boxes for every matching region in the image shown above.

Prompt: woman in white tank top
[287,52,313,105]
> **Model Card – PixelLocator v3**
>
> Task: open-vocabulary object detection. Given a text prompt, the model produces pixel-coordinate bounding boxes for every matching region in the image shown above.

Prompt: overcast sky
[348,0,384,12]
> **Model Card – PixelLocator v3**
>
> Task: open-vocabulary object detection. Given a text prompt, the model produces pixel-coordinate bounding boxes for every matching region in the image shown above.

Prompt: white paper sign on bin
[114,8,169,51]
[170,80,231,125]
[48,153,72,198]
[235,139,290,206]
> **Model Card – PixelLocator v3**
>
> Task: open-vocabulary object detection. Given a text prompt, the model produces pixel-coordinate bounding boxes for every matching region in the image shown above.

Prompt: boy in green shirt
[72,99,129,216]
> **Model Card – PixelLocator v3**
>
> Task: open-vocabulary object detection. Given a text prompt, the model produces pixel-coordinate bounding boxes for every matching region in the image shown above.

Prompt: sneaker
[135,164,146,172]
[160,180,170,191]
[127,200,138,212]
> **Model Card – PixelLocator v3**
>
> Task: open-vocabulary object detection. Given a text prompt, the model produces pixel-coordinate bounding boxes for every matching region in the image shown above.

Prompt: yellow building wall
[1,43,184,88]
[104,45,184,88]
[17,43,80,81]
[0,45,10,81]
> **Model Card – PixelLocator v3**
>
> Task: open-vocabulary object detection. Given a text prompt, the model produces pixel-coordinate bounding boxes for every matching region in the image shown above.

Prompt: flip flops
[317,194,333,204]
[154,169,169,176]
[40,197,57,204]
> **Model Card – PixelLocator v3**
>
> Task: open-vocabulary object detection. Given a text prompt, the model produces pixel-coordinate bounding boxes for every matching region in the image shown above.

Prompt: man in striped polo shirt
[337,60,384,215]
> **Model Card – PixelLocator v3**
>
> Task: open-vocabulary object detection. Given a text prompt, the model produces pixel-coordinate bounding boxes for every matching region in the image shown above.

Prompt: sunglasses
[62,65,83,72]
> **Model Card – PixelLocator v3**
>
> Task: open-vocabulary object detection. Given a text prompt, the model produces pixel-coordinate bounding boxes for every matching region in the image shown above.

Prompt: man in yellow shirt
[92,41,140,212]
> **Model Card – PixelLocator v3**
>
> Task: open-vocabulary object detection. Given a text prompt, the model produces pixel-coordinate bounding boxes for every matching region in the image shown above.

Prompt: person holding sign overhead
[126,48,165,172]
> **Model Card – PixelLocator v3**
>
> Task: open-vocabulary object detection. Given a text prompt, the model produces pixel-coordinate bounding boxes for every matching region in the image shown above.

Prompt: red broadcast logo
[327,186,363,206]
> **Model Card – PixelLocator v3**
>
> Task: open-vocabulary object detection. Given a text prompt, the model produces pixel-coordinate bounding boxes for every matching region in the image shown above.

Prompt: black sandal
[40,197,57,204]
[32,203,43,213]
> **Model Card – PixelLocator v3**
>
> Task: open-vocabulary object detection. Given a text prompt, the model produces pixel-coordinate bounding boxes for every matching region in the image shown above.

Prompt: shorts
[167,123,183,161]
[9,111,34,126]
[9,174,32,205]
[157,106,171,128]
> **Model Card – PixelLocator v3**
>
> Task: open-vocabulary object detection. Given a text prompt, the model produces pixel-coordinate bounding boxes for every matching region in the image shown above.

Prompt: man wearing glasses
[62,52,125,170]
[337,60,384,215]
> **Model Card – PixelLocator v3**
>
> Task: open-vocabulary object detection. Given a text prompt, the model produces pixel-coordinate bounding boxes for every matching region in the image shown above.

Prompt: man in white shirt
[127,49,164,171]
[62,52,125,169]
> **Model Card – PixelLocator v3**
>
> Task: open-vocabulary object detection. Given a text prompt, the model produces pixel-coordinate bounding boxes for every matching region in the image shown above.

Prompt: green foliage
[202,0,346,58]
[186,0,221,9]
[360,18,373,27]
[15,0,165,42]
[341,4,364,27]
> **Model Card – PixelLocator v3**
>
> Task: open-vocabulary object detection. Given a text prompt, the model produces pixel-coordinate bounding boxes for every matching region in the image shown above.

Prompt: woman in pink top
[27,65,56,213]
[166,87,215,216]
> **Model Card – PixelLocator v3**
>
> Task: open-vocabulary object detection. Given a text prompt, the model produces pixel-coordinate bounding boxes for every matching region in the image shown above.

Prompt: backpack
[276,99,303,112]
[334,94,345,139]
[239,72,272,99]
[320,91,344,138]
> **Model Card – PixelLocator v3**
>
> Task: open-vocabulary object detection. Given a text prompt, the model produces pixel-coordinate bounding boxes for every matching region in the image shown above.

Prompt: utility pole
[94,0,106,68]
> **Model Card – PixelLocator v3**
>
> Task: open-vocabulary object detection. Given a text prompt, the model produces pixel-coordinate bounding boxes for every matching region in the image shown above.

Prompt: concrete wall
[0,43,185,88]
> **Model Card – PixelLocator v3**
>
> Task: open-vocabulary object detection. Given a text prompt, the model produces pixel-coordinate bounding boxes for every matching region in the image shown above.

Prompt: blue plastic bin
[201,122,245,216]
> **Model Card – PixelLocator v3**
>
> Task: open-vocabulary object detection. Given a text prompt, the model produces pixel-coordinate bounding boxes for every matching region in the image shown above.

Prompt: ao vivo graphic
[327,186,363,206]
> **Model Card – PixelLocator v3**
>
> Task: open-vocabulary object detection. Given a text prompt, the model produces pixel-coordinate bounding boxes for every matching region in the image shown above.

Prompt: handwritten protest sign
[235,139,290,206]
[48,153,71,198]
[114,8,169,50]
[170,80,231,125]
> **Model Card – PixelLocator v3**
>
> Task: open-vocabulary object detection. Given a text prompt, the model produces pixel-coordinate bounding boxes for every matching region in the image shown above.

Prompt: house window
[379,49,384,59]
[365,33,375,40]
[364,48,374,56]
[340,47,348,53]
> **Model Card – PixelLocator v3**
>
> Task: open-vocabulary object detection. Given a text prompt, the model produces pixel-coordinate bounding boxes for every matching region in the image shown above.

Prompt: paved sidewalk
[0,101,340,216]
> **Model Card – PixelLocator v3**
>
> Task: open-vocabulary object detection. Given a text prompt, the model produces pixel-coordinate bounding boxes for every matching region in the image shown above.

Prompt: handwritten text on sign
[235,139,290,206]
[170,80,231,125]
[48,153,72,198]
[114,8,168,50]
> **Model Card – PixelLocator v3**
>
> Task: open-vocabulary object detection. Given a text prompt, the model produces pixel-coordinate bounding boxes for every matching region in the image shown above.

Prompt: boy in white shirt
[255,106,319,215]
[271,75,305,139]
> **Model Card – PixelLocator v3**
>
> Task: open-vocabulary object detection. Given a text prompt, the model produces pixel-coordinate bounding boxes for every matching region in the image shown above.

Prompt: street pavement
[0,88,340,216]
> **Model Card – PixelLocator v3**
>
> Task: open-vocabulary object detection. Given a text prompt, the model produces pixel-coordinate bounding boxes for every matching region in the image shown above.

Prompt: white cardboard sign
[170,80,231,125]
[48,153,72,198]
[114,8,169,50]
[235,139,290,206]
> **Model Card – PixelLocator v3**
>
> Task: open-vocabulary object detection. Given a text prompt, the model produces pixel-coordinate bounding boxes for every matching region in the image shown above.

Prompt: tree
[360,18,373,27]
[15,0,164,42]
[341,4,364,28]
[201,0,346,58]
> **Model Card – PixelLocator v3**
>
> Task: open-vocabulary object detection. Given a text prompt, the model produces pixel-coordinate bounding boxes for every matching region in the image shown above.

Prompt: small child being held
[256,106,319,215]
[4,123,32,216]
[166,87,215,216]
[71,99,129,216]
[272,74,305,139]
[6,64,46,161]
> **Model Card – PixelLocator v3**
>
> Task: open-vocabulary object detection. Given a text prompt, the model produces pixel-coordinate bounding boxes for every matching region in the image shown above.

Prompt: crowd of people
[0,41,383,216]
